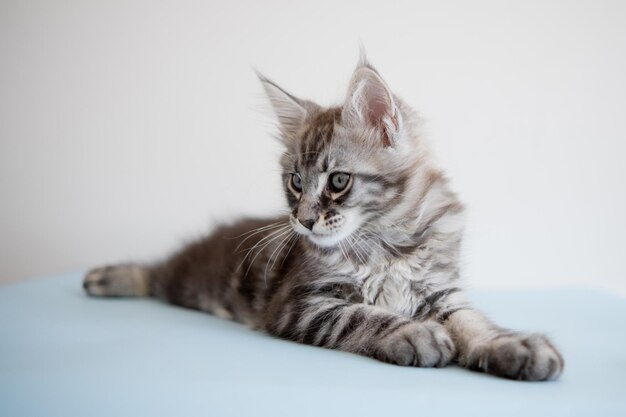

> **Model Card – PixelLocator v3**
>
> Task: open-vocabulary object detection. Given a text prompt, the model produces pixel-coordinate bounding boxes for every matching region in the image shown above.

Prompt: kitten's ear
[257,72,311,139]
[343,63,402,147]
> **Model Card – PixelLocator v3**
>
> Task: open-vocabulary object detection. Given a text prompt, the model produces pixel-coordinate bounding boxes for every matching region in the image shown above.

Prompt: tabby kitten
[83,56,563,381]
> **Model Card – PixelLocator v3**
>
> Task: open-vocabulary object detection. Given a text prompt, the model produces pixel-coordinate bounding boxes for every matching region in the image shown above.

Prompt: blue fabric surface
[1,272,625,417]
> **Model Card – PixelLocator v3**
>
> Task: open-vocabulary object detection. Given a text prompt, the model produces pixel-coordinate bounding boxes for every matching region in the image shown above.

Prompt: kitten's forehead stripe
[299,108,341,168]
[321,157,329,172]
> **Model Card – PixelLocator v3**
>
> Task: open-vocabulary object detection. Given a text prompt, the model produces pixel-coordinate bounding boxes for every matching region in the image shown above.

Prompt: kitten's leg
[267,296,456,367]
[444,309,564,380]
[83,264,152,297]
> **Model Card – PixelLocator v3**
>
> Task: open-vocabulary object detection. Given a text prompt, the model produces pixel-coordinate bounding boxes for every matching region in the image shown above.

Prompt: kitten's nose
[299,218,316,231]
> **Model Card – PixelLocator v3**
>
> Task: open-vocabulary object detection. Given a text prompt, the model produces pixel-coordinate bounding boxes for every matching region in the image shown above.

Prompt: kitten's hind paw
[467,333,564,381]
[375,321,455,368]
[83,264,150,297]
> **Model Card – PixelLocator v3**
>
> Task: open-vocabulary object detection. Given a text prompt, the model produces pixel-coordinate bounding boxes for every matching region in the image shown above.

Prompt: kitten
[83,55,563,381]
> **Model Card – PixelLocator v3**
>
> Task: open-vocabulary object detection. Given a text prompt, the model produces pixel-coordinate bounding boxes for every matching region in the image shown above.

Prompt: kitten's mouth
[289,219,340,247]
[290,222,355,248]
[307,232,348,248]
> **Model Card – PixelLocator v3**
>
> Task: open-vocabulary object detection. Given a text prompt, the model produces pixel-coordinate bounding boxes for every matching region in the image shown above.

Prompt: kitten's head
[260,58,427,249]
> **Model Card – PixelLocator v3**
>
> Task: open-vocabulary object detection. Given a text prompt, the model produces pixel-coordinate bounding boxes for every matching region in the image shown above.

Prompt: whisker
[235,225,291,255]
[338,241,356,270]
[353,235,370,264]
[358,221,404,256]
[280,233,299,267]
[354,232,375,258]
[348,236,366,265]
[232,222,289,253]
[242,228,292,279]
[264,230,295,284]
[226,221,285,240]
[235,225,291,272]
[360,230,400,257]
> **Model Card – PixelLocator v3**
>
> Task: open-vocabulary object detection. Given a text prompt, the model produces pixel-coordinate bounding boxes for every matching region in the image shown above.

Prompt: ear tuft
[357,44,375,72]
[257,71,309,139]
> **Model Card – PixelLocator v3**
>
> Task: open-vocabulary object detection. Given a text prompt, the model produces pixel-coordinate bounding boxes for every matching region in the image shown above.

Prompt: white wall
[1,0,625,296]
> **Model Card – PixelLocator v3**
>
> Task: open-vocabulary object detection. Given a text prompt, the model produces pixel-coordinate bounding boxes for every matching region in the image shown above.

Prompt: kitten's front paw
[375,321,455,368]
[467,333,564,381]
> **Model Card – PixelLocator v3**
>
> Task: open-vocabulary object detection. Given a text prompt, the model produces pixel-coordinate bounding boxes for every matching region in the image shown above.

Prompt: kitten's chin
[307,233,348,248]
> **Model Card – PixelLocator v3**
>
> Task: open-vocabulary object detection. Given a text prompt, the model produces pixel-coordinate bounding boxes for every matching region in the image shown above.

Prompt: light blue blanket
[1,273,624,416]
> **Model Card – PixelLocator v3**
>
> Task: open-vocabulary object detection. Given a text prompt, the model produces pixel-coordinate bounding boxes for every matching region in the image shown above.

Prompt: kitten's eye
[329,172,351,192]
[291,174,302,192]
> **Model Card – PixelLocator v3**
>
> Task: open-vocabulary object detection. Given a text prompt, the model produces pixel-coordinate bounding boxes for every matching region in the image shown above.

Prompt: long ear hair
[257,72,318,141]
[342,61,402,148]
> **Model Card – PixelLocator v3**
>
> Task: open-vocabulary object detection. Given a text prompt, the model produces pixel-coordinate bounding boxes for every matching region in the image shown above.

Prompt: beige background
[1,0,625,296]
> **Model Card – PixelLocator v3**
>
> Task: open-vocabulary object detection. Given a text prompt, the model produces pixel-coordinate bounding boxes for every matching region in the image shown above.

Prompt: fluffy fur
[84,55,563,380]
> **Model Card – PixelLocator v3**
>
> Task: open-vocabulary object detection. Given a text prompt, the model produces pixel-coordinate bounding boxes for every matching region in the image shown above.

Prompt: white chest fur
[357,258,431,318]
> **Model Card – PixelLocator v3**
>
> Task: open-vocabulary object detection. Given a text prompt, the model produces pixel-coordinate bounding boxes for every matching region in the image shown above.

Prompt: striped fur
[83,57,563,381]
